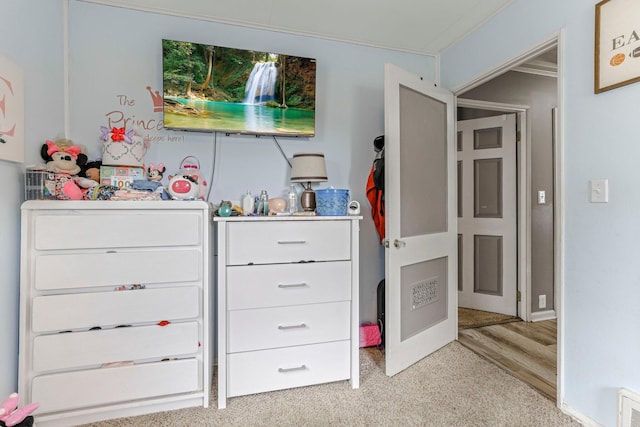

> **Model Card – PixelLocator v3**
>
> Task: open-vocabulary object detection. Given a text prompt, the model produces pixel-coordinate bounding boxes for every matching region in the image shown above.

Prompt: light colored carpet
[458,307,521,330]
[81,342,579,427]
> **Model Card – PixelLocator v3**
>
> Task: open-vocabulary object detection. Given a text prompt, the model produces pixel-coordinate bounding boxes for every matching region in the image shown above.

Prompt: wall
[460,70,557,315]
[442,1,640,425]
[64,0,436,333]
[1,0,436,395]
[0,0,65,398]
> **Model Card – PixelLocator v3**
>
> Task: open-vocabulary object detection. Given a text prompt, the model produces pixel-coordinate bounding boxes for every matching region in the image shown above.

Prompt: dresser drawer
[33,211,202,250]
[227,261,351,310]
[32,287,200,333]
[33,321,200,372]
[227,340,350,397]
[228,301,350,353]
[226,220,350,265]
[31,358,200,414]
[34,249,201,291]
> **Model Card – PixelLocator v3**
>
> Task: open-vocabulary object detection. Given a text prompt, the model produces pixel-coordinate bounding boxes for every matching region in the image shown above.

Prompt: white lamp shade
[290,152,328,183]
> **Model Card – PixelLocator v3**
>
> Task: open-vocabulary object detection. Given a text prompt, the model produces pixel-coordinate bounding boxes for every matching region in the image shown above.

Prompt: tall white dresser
[19,200,212,427]
[214,216,361,409]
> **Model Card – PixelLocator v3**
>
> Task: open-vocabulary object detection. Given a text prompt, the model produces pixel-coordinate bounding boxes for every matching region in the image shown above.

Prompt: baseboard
[530,309,556,322]
[561,401,602,426]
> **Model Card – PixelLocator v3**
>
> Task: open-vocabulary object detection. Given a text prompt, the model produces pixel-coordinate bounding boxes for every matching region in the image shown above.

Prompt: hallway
[458,309,557,401]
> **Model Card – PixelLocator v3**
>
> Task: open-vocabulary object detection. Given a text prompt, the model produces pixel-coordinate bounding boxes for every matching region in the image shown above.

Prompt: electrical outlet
[538,294,547,309]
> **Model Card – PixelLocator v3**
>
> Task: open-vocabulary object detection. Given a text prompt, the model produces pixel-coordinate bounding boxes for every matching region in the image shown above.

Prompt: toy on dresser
[80,160,102,184]
[166,156,207,200]
[0,393,39,427]
[40,139,89,200]
[129,163,170,200]
[166,173,201,200]
[147,163,166,182]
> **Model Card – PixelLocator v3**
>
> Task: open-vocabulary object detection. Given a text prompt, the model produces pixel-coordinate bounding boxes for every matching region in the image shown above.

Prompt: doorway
[457,113,518,317]
[454,37,561,402]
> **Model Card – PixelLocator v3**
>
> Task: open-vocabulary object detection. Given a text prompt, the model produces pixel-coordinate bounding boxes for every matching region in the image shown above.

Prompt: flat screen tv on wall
[162,39,317,137]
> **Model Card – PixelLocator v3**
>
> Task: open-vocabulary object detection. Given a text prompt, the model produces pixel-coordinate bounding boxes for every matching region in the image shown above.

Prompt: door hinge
[516,131,521,142]
[517,291,521,302]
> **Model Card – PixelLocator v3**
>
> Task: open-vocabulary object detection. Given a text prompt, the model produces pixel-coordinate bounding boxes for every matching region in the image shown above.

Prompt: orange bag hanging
[366,164,385,244]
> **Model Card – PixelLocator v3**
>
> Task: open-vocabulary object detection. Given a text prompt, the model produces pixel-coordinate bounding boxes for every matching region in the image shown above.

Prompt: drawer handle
[278,365,307,373]
[278,283,308,289]
[277,240,307,245]
[277,323,307,330]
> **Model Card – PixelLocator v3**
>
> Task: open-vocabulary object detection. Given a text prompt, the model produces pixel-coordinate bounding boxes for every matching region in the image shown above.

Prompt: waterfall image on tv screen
[162,39,316,137]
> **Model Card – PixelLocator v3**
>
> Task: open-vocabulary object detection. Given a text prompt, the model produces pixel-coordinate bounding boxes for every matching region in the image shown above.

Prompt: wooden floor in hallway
[458,317,557,401]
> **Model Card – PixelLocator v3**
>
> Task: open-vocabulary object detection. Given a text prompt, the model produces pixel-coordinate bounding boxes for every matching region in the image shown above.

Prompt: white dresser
[214,216,361,409]
[19,200,212,427]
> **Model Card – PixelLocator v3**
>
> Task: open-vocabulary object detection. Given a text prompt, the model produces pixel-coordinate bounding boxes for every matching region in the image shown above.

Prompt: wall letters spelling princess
[102,85,184,144]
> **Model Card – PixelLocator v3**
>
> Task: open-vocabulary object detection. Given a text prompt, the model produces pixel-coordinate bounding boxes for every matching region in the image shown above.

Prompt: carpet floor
[81,342,579,427]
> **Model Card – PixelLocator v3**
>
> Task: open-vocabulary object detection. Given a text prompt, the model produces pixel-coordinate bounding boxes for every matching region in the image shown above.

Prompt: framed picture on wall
[0,54,24,163]
[595,0,640,93]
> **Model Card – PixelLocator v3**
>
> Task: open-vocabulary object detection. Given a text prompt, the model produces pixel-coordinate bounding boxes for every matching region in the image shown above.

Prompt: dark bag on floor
[377,279,385,347]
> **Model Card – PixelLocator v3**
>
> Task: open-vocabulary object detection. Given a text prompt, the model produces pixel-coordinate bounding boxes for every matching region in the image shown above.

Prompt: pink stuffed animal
[0,393,39,427]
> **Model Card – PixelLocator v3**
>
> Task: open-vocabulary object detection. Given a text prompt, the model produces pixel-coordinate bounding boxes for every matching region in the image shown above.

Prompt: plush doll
[81,160,102,184]
[0,393,39,427]
[40,140,89,200]
[40,140,88,175]
[147,163,166,182]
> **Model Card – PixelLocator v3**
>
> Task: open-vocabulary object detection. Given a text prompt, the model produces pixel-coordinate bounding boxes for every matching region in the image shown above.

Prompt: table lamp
[290,152,328,211]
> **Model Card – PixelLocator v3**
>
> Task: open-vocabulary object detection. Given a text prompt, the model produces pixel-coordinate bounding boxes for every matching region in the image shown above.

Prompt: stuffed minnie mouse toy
[147,163,166,183]
[41,140,87,175]
[0,393,39,427]
[40,140,89,200]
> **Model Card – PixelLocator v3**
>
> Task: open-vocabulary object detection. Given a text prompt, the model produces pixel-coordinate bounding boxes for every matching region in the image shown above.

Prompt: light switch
[590,179,609,203]
[537,190,546,204]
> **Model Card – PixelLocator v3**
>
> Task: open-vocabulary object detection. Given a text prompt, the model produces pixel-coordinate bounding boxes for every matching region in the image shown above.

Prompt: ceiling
[82,0,514,55]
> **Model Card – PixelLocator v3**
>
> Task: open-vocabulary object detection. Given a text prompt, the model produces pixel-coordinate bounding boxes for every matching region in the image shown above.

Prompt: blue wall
[0,0,65,399]
[0,0,435,397]
[442,1,640,425]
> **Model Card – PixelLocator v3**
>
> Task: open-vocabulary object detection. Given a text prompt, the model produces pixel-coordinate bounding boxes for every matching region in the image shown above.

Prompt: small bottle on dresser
[241,191,254,215]
[287,184,298,214]
[257,190,269,216]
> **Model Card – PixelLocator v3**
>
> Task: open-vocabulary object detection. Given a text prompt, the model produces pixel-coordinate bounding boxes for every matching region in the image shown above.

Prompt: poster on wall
[595,0,640,93]
[0,53,24,163]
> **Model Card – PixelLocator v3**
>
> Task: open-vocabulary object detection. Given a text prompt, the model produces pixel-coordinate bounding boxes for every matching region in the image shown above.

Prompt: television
[162,39,316,137]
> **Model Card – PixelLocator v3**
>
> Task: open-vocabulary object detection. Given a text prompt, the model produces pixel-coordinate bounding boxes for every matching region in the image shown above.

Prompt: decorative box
[24,168,72,200]
[100,166,144,189]
[100,126,147,167]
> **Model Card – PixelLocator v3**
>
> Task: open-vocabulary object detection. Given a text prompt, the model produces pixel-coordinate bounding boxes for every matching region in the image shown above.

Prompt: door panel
[400,257,448,341]
[384,63,457,377]
[399,85,448,237]
[457,114,516,316]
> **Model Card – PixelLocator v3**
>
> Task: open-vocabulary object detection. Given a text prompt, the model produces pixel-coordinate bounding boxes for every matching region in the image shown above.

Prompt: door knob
[394,239,406,248]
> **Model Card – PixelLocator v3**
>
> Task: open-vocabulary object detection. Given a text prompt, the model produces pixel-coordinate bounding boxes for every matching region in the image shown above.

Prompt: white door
[383,63,457,377]
[457,114,517,316]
